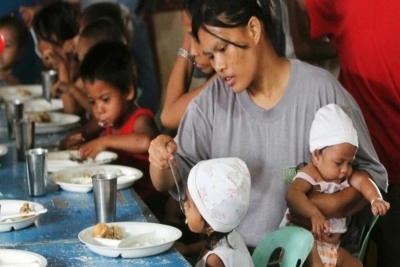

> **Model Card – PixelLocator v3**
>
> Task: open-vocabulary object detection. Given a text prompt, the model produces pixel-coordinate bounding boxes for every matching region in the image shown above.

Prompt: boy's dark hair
[80,18,126,45]
[79,2,131,44]
[33,1,78,46]
[79,41,137,101]
[0,14,28,51]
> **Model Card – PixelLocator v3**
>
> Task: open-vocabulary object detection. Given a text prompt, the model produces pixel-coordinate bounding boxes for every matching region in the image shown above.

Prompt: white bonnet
[187,157,251,233]
[309,104,358,153]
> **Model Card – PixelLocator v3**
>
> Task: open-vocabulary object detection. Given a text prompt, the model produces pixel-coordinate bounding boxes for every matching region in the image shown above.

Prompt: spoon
[93,231,156,248]
[0,209,48,222]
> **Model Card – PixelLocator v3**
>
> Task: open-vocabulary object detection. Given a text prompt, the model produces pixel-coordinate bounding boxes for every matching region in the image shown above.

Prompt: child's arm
[206,253,225,267]
[349,171,390,216]
[286,166,330,240]
[53,79,92,114]
[79,115,158,159]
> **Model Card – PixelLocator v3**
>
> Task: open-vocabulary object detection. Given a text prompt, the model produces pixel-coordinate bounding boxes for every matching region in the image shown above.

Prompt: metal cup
[14,119,35,161]
[92,173,117,223]
[25,148,48,196]
[41,69,58,102]
[5,100,24,139]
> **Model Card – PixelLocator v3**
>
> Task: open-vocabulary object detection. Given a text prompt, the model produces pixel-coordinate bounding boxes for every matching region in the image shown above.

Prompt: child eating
[184,157,254,267]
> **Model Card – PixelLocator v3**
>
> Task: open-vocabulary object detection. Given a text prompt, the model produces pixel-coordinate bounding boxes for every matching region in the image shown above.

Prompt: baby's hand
[371,198,390,216]
[310,213,330,241]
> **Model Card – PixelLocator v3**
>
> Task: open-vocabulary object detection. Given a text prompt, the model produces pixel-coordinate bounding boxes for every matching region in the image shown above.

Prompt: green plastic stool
[252,226,314,267]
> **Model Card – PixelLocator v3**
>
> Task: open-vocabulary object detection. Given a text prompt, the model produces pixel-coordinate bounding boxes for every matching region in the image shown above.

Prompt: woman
[148,0,387,253]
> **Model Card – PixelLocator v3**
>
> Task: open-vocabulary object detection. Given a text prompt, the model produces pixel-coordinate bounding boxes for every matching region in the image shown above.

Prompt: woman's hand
[148,134,177,170]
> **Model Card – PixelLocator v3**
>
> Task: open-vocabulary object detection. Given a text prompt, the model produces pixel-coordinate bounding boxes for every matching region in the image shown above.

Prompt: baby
[184,157,254,267]
[281,104,390,267]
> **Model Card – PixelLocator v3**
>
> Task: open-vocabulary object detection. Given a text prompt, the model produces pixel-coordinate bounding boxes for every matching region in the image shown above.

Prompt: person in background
[0,0,41,84]
[184,157,254,267]
[281,104,390,267]
[32,1,82,115]
[296,1,400,266]
[80,0,161,115]
[160,0,217,131]
[58,17,132,151]
[148,0,387,259]
[0,14,28,86]
[79,41,167,220]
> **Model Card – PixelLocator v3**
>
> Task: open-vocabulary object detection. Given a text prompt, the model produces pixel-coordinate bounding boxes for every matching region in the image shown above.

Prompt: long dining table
[0,107,191,266]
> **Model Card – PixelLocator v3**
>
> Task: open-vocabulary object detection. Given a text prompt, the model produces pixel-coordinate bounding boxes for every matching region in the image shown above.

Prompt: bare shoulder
[206,253,225,267]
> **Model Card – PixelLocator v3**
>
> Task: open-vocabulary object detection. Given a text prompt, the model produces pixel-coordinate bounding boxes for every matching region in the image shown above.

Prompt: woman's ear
[247,16,262,45]
[126,85,135,101]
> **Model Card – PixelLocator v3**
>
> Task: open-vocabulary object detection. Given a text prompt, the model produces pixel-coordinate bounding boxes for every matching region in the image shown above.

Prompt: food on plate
[19,203,34,218]
[27,111,52,123]
[93,223,123,240]
[19,89,32,96]
[19,202,33,213]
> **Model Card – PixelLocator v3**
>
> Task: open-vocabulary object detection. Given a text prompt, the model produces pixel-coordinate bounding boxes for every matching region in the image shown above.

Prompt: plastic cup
[5,100,24,139]
[25,148,48,196]
[14,119,35,161]
[92,173,117,223]
[41,69,58,102]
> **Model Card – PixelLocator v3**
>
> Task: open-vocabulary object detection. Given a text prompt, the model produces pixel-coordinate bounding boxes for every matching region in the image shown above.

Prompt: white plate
[24,98,63,113]
[0,85,42,102]
[29,112,80,134]
[0,249,47,267]
[47,150,118,173]
[0,200,46,232]
[78,222,182,258]
[50,165,143,193]
[0,145,7,157]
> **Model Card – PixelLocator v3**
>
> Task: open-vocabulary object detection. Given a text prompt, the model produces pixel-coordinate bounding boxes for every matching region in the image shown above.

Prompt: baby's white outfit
[280,172,350,266]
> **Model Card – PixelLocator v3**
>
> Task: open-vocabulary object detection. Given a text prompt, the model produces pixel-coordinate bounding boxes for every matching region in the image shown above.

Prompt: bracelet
[177,48,194,64]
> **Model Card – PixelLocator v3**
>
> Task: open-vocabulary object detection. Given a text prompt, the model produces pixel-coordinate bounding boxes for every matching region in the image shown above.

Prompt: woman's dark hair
[79,2,131,44]
[192,0,275,44]
[33,1,78,46]
[0,14,28,51]
[79,41,137,101]
[182,0,203,16]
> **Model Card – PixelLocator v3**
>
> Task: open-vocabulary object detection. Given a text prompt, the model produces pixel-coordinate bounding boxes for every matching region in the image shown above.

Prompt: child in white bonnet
[184,157,254,267]
[281,104,390,267]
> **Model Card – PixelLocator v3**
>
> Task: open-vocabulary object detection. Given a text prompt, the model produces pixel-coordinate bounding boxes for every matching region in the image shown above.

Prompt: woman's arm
[308,171,368,219]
